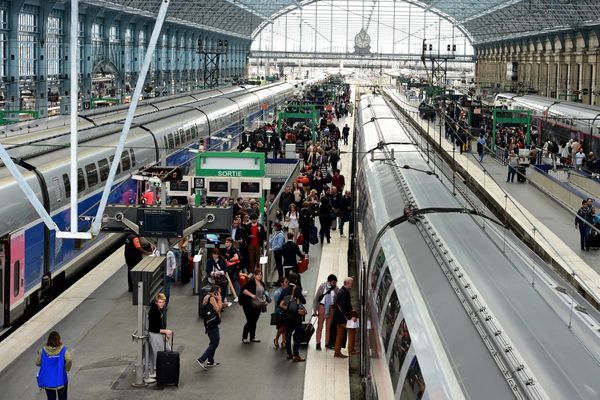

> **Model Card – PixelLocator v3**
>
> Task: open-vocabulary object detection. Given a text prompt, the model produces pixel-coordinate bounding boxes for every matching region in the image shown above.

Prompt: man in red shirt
[331,169,345,192]
[245,214,266,272]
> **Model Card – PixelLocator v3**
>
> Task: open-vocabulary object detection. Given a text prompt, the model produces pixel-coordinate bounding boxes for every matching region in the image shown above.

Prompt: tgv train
[356,94,600,399]
[0,79,316,328]
[493,93,600,156]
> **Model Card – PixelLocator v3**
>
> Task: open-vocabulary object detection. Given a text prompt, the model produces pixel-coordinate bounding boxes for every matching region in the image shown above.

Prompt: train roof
[357,93,600,399]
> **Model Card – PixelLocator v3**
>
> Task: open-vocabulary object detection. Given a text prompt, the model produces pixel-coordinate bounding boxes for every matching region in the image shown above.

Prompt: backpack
[202,296,221,329]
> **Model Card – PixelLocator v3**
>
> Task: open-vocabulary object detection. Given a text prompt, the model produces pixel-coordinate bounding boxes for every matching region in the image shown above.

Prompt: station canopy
[91,0,600,44]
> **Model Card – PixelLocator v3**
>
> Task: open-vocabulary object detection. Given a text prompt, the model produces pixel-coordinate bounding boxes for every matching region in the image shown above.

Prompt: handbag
[270,312,284,326]
[280,286,306,316]
[296,233,304,246]
[297,258,309,274]
[252,296,268,311]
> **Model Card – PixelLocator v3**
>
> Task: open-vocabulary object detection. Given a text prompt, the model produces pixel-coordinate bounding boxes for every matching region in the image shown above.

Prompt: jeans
[242,304,261,340]
[285,320,303,356]
[273,250,283,279]
[164,275,173,303]
[579,226,590,250]
[198,326,220,364]
[507,166,516,182]
[45,384,68,400]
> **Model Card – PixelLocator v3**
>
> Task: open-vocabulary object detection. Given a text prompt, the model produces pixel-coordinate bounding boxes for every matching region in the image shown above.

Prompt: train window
[63,174,70,198]
[130,149,136,167]
[174,131,181,147]
[191,124,198,138]
[185,127,192,141]
[85,163,99,187]
[371,249,386,293]
[109,155,121,174]
[77,168,85,193]
[389,318,412,388]
[168,133,174,149]
[163,137,168,151]
[0,268,3,304]
[377,268,392,313]
[98,159,109,181]
[13,260,20,297]
[400,357,425,398]
[382,291,401,349]
[121,151,131,171]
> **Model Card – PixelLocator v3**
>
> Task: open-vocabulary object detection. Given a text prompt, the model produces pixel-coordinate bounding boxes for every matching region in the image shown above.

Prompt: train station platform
[0,115,355,400]
[385,87,600,309]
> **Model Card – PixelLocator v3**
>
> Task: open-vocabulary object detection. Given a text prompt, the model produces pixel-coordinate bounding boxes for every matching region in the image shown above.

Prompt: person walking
[36,331,72,400]
[506,150,519,183]
[206,248,230,306]
[299,202,314,254]
[245,214,266,272]
[222,237,241,300]
[239,270,267,343]
[269,222,286,280]
[477,134,486,162]
[197,285,223,370]
[576,200,591,251]
[338,191,352,236]
[334,277,356,358]
[318,196,333,244]
[342,124,350,145]
[282,272,307,362]
[282,232,306,278]
[146,293,172,382]
[313,274,338,351]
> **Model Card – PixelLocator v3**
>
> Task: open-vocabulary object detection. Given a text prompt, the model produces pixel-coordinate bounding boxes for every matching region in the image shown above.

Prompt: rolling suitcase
[517,166,526,183]
[300,318,316,344]
[156,335,180,386]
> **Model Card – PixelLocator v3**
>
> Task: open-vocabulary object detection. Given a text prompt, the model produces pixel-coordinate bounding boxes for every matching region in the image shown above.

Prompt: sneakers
[250,338,261,343]
[197,359,220,370]
[144,377,156,384]
[225,301,233,307]
[197,358,208,370]
[148,373,156,379]
[242,339,250,344]
[233,298,239,303]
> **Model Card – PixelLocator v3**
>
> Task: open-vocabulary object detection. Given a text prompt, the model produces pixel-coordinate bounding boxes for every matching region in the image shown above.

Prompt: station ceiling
[87,0,600,44]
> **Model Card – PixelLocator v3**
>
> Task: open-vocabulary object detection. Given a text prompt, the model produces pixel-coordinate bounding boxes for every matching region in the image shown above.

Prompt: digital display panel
[137,208,185,238]
[169,180,189,193]
[240,181,261,193]
[209,181,229,193]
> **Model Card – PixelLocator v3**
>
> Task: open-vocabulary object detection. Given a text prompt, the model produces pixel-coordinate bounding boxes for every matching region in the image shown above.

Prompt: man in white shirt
[312,274,339,351]
[575,149,586,170]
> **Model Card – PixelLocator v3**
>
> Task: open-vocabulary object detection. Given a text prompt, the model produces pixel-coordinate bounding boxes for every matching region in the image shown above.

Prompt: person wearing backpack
[312,274,338,351]
[36,331,72,400]
[197,285,223,370]
[280,272,307,362]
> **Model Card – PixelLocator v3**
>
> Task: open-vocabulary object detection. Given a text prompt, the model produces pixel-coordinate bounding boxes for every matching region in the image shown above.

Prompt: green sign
[195,151,265,178]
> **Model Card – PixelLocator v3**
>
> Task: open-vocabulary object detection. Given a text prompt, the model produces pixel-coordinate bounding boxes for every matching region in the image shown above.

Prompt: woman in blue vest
[36,331,72,400]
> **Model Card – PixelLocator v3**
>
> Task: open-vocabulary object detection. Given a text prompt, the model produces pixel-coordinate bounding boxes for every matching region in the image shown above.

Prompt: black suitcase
[589,231,600,248]
[300,321,316,344]
[156,335,180,386]
[517,166,526,183]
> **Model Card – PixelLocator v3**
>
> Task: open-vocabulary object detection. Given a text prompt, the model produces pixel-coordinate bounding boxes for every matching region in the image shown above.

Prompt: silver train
[493,93,600,155]
[0,79,318,328]
[355,94,600,399]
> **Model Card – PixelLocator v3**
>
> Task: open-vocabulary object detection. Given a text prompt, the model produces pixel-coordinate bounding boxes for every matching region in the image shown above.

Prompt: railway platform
[385,87,600,309]
[0,116,355,400]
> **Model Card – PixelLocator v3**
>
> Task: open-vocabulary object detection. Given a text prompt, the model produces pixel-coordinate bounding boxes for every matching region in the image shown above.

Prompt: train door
[9,230,25,309]
[0,238,7,327]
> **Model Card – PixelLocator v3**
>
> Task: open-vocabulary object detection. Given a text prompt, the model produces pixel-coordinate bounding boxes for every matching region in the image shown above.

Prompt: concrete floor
[0,241,323,400]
